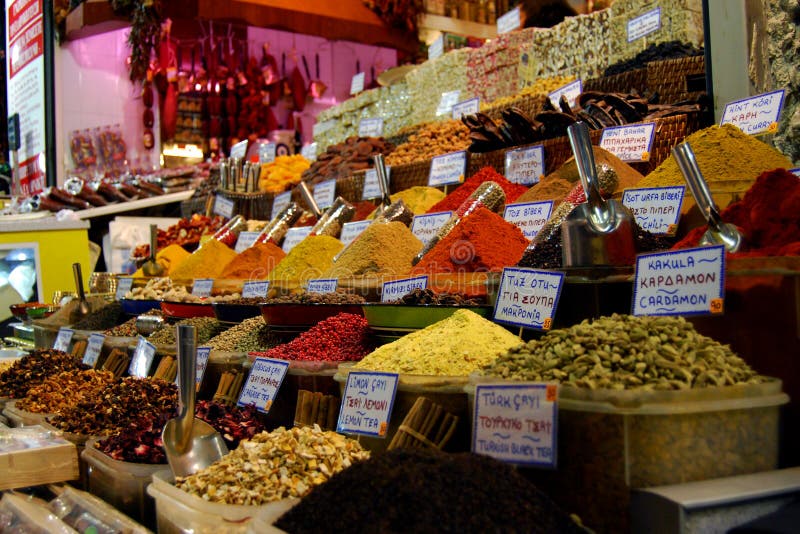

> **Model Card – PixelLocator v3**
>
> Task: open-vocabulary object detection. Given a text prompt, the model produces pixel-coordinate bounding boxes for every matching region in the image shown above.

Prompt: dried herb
[0,350,87,399]
[194,400,265,449]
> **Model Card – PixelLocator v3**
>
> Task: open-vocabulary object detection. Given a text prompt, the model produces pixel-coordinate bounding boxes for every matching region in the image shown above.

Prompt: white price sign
[358,118,384,137]
[238,357,290,413]
[362,167,390,200]
[428,151,467,187]
[436,90,461,116]
[720,89,786,136]
[282,226,313,253]
[230,139,248,159]
[627,7,661,41]
[337,371,399,438]
[258,143,276,163]
[195,347,211,387]
[452,98,480,120]
[129,337,156,378]
[381,276,428,303]
[493,268,565,331]
[791,168,800,177]
[350,72,365,95]
[234,231,260,253]
[411,211,453,246]
[428,35,444,60]
[53,328,73,352]
[192,278,214,298]
[213,195,235,218]
[82,333,105,367]
[599,122,656,162]
[621,186,685,235]
[115,277,133,300]
[497,6,522,34]
[271,190,292,219]
[547,79,582,109]
[301,143,318,161]
[339,220,371,247]
[307,278,338,293]
[313,179,337,210]
[503,201,554,241]
[505,145,545,185]
[242,280,270,298]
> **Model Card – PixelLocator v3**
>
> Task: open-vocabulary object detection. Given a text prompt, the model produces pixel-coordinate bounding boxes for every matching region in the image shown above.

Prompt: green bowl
[362,304,493,331]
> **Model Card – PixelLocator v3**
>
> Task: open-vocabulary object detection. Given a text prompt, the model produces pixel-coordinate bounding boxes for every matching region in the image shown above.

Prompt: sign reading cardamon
[493,268,565,331]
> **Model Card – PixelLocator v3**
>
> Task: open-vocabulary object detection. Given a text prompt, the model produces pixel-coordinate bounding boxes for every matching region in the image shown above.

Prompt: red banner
[17,154,45,197]
[8,20,42,78]
[7,0,40,43]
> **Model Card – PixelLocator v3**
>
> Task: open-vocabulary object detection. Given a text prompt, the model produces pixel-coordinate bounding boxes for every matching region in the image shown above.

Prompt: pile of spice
[366,187,446,218]
[385,121,470,166]
[483,314,765,390]
[132,244,190,277]
[219,241,286,279]
[324,222,423,278]
[411,208,528,274]
[265,292,366,305]
[254,313,372,364]
[514,176,574,204]
[604,40,704,76]
[94,413,170,464]
[275,448,584,534]
[426,167,528,213]
[16,370,117,413]
[352,200,379,221]
[174,426,370,505]
[149,317,222,345]
[0,350,87,398]
[169,239,238,280]
[268,236,344,283]
[72,302,126,331]
[389,288,483,306]
[194,400,265,449]
[354,309,520,376]
[673,168,800,257]
[104,316,138,337]
[207,316,266,352]
[129,214,224,256]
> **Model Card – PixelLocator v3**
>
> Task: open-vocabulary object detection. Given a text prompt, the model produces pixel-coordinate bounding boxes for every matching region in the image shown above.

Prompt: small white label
[411,211,453,246]
[213,195,235,218]
[622,186,685,235]
[237,357,290,413]
[497,6,522,34]
[600,122,656,162]
[53,328,73,352]
[505,145,545,186]
[230,140,248,159]
[192,278,214,298]
[452,98,480,120]
[195,347,211,387]
[363,167,391,200]
[258,143,276,163]
[381,275,428,303]
[313,179,337,210]
[503,201,554,240]
[282,226,313,253]
[242,280,270,298]
[358,118,384,137]
[547,79,583,109]
[129,337,156,378]
[301,143,318,161]
[307,278,339,293]
[493,268,565,331]
[312,120,335,138]
[428,151,467,187]
[791,168,800,177]
[428,35,444,60]
[337,371,399,438]
[271,190,293,219]
[436,90,461,116]
[633,245,726,316]
[350,72,366,95]
[83,333,105,367]
[627,7,661,42]
[116,277,133,300]
[340,220,371,246]
[720,89,786,136]
[234,231,260,253]
[472,383,558,467]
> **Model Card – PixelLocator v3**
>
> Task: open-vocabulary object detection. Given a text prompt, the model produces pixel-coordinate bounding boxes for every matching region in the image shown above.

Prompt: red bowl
[161,301,216,319]
[260,303,364,329]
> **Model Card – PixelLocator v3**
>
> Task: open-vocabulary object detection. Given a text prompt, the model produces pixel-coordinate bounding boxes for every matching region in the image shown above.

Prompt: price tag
[237,357,290,413]
[428,34,444,60]
[234,231,260,253]
[497,5,522,34]
[258,143,276,163]
[282,226,312,253]
[547,79,582,109]
[600,122,656,162]
[340,220,371,246]
[452,98,480,120]
[358,118,384,137]
[230,140,248,159]
[411,211,453,246]
[115,277,133,300]
[505,145,545,185]
[307,278,338,293]
[53,328,74,352]
[83,333,105,367]
[337,371,399,438]
[213,195,235,218]
[350,72,365,95]
[362,167,391,200]
[436,90,461,116]
[129,337,156,378]
[300,143,318,162]
[271,190,292,219]
[195,347,211,387]
[242,280,270,298]
[381,276,428,303]
[622,186,685,235]
[191,278,214,298]
[720,89,786,136]
[791,168,800,177]
[493,268,565,331]
[633,245,725,316]
[428,151,467,187]
[472,383,558,467]
[627,7,661,42]
[503,201,554,240]
[313,179,337,210]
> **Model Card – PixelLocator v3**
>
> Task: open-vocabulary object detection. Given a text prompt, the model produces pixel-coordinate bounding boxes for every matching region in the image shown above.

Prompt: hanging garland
[110,0,163,82]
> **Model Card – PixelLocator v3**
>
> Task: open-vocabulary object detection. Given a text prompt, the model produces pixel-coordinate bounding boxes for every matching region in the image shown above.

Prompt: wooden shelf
[75,190,195,219]
[420,13,496,40]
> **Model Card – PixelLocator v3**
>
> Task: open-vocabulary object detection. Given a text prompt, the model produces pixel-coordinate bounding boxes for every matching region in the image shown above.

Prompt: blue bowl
[120,298,161,316]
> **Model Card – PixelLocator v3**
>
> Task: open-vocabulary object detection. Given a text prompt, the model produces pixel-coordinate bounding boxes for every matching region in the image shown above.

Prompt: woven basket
[468,149,506,176]
[335,172,367,203]
[383,159,432,193]
[216,189,274,220]
[647,55,706,104]
[180,195,211,218]
[481,93,548,121]
[584,67,648,96]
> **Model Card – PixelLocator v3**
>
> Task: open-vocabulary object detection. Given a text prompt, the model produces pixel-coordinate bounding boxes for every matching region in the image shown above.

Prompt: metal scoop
[672,142,743,252]
[561,122,636,267]
[72,263,91,320]
[162,325,228,477]
[298,181,322,218]
[142,225,164,277]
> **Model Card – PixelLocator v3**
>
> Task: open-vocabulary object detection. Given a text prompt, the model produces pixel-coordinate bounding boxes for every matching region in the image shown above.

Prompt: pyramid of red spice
[426,167,528,213]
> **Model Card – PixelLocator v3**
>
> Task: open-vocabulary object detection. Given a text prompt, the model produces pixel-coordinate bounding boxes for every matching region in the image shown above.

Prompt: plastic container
[2,400,52,427]
[246,500,298,534]
[49,486,151,534]
[362,304,493,331]
[0,493,75,533]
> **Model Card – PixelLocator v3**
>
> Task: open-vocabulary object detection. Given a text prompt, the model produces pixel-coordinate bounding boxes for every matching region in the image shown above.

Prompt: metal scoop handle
[149,225,158,261]
[672,142,723,228]
[298,181,322,218]
[373,154,392,207]
[567,122,613,232]
[176,325,197,454]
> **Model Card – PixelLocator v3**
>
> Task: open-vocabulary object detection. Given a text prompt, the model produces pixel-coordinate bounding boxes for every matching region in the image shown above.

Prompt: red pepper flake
[426,167,528,213]
[253,313,372,362]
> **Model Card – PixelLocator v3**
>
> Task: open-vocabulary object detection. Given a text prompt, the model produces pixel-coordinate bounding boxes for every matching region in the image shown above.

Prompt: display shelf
[75,190,195,220]
[420,13,496,39]
[0,217,89,233]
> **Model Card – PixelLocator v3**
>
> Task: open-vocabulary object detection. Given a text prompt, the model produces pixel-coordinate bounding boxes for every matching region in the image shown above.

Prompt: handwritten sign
[600,122,656,162]
[633,245,725,316]
[505,145,545,185]
[192,278,214,298]
[258,143,276,163]
[428,35,444,60]
[627,7,661,42]
[340,220,371,246]
[791,168,800,177]
[411,211,452,246]
[82,333,105,367]
[238,357,290,413]
[493,268,565,330]
[622,186,685,235]
[282,226,313,253]
[497,5,522,34]
[720,89,786,136]
[129,337,156,378]
[307,278,338,293]
[242,280,269,298]
[234,231,260,253]
[271,190,292,219]
[381,276,428,303]
[350,72,365,95]
[115,277,133,300]
[428,151,467,187]
[301,143,318,162]
[358,118,384,137]
[363,167,390,200]
[503,201,554,240]
[436,90,461,116]
[548,79,582,109]
[213,195,235,218]
[313,179,337,210]
[53,328,73,352]
[230,140,248,159]
[472,383,558,467]
[337,371,399,438]
[195,347,211,387]
[452,98,480,120]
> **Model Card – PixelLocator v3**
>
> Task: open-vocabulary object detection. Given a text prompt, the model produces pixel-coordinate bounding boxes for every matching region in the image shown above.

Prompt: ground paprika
[426,167,528,213]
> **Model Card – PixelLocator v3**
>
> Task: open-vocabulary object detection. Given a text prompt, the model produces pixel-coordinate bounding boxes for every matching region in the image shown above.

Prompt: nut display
[125,277,176,300]
[0,350,87,399]
[385,120,470,166]
[264,292,366,305]
[302,137,395,186]
[16,370,117,414]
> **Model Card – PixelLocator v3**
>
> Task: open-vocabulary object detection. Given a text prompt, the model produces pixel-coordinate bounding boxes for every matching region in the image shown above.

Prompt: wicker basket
[584,67,648,96]
[180,195,211,218]
[647,55,706,104]
[215,189,274,220]
[481,93,548,122]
